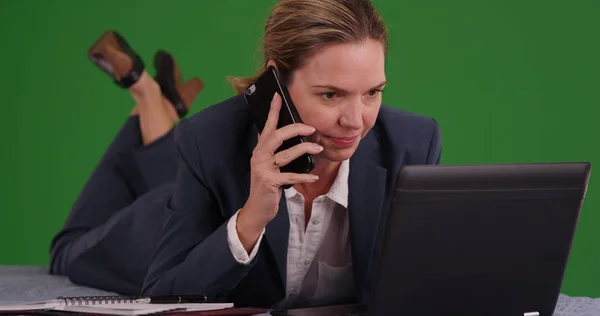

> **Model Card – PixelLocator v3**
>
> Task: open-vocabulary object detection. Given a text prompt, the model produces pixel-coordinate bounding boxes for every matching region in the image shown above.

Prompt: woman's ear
[266,59,277,69]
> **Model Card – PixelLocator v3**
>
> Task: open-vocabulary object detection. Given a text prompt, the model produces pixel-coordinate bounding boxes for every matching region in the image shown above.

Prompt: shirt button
[305,259,311,266]
[312,219,321,225]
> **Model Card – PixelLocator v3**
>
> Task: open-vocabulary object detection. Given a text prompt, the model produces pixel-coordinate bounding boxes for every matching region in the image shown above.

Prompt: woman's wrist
[236,205,269,253]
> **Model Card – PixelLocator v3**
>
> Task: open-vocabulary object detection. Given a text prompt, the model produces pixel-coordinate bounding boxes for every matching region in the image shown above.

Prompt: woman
[49,31,203,295]
[142,0,441,309]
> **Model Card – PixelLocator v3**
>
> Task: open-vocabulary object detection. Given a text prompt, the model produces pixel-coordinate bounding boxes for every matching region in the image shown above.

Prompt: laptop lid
[367,162,591,316]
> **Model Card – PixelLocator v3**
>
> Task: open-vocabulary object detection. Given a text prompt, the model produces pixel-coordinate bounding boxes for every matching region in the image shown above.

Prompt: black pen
[136,295,208,304]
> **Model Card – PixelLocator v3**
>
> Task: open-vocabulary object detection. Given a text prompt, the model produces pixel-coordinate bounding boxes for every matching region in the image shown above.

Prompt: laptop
[274,162,591,316]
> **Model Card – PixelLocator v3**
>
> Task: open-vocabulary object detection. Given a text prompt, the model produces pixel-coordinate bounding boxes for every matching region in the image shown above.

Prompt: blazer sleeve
[141,118,256,298]
[426,118,442,165]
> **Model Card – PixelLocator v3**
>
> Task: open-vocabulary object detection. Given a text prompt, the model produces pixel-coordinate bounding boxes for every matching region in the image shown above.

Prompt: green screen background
[1,0,598,297]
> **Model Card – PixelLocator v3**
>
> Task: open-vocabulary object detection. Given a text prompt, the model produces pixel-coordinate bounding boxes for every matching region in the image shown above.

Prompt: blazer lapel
[348,131,388,303]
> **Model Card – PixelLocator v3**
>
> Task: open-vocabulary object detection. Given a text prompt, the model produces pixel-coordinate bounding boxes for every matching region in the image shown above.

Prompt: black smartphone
[244,66,315,179]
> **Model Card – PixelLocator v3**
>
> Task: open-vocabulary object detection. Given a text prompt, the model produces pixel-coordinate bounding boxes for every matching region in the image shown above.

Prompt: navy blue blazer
[142,93,442,307]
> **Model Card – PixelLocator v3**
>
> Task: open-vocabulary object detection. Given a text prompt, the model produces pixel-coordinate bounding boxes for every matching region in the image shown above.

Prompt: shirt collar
[283,160,349,209]
[326,159,349,208]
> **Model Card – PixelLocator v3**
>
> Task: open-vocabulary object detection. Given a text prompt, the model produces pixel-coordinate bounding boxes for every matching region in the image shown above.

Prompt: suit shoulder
[378,105,437,128]
[183,93,249,134]
[375,105,439,149]
[172,93,253,182]
[172,93,251,157]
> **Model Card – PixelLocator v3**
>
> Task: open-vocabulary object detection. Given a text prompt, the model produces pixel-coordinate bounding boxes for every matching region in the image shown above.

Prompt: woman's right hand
[236,93,323,253]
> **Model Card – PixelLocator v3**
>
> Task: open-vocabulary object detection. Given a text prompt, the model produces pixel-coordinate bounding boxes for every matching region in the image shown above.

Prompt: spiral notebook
[0,295,240,315]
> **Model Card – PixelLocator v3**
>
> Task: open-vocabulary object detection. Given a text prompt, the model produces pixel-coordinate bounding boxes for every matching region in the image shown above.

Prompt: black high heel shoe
[154,50,204,118]
[87,30,145,89]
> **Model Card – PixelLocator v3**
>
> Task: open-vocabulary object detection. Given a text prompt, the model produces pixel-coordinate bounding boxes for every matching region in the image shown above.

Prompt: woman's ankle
[129,71,161,100]
[162,97,180,123]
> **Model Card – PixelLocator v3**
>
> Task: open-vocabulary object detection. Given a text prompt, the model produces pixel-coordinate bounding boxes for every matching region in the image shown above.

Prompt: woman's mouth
[329,135,359,148]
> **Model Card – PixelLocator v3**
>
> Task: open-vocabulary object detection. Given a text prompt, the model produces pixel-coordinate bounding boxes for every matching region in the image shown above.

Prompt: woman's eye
[321,92,337,100]
[367,89,382,97]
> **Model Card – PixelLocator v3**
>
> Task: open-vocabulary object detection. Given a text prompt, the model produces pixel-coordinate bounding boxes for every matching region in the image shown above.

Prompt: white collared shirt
[227,160,354,308]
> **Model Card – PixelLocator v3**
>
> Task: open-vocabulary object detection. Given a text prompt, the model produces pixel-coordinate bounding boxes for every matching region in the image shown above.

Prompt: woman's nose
[339,101,362,130]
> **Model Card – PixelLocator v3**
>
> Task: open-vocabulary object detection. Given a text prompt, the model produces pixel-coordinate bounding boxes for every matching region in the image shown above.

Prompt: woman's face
[284,38,386,163]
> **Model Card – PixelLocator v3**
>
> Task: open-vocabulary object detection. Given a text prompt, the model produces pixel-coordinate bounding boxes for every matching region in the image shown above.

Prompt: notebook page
[57,302,234,315]
[58,305,180,316]
[0,301,58,311]
[63,303,232,311]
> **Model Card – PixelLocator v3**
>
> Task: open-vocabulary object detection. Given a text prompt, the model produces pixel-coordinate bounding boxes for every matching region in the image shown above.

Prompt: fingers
[261,93,282,137]
[274,142,323,167]
[277,172,319,186]
[255,92,317,156]
[264,123,316,154]
[250,158,318,189]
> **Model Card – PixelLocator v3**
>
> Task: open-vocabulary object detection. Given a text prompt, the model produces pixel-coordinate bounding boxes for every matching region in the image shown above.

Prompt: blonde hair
[227,0,388,94]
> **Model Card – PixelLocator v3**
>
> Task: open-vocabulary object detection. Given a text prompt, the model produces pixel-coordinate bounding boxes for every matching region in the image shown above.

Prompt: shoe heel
[175,78,205,116]
[154,50,203,118]
[87,30,145,88]
[154,50,183,84]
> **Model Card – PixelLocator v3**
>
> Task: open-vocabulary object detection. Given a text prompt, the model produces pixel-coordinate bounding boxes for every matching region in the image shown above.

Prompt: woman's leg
[50,31,202,283]
[129,71,175,146]
[49,73,177,276]
[60,183,175,295]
